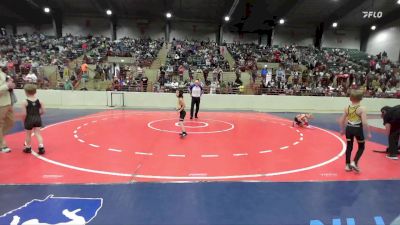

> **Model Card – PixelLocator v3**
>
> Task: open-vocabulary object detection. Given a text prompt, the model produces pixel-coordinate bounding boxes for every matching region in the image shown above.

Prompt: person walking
[189,79,203,120]
[339,90,371,172]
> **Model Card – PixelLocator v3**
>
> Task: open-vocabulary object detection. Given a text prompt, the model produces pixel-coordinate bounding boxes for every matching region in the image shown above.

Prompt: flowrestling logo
[362,11,383,18]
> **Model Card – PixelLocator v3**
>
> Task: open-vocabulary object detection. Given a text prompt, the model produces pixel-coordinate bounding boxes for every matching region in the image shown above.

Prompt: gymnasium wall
[170,21,218,41]
[17,24,54,36]
[13,89,398,112]
[223,32,259,44]
[322,29,360,50]
[63,17,111,37]
[273,26,314,47]
[366,18,400,62]
[116,19,164,39]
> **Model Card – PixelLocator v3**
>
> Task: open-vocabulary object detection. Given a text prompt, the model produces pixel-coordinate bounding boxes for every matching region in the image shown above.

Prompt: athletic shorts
[179,110,186,121]
[346,123,365,142]
[24,116,42,130]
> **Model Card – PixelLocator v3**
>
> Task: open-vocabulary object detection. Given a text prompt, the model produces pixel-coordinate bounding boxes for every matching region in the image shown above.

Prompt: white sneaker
[1,147,11,153]
[386,155,399,160]
[345,164,352,172]
[350,161,360,173]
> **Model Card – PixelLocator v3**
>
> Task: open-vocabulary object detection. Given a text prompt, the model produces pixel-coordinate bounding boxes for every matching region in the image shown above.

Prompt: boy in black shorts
[22,84,45,154]
[176,90,187,137]
[339,89,371,172]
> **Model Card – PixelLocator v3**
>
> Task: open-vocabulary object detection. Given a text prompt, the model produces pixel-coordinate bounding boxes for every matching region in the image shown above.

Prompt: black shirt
[383,105,400,126]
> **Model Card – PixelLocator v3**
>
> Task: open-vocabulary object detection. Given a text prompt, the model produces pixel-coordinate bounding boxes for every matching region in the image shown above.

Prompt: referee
[381,105,400,160]
[189,79,203,119]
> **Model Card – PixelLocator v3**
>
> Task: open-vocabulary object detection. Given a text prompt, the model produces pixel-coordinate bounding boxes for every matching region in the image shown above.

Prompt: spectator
[0,70,15,153]
[202,67,209,82]
[261,65,268,83]
[25,70,38,83]
[64,79,73,90]
[141,75,148,92]
[178,65,185,81]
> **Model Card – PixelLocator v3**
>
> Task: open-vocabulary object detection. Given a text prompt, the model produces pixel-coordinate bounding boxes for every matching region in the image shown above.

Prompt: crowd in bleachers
[0,33,164,91]
[1,32,399,98]
[162,39,229,82]
[227,43,400,98]
[0,33,101,88]
[92,37,163,67]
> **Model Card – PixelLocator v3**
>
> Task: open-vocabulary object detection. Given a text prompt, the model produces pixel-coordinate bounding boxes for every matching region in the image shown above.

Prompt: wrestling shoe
[350,161,360,173]
[38,147,45,155]
[23,147,32,153]
[386,154,399,160]
[1,147,11,153]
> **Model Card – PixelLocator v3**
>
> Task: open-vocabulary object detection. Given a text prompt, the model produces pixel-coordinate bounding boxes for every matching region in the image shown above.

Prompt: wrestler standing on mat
[176,90,187,137]
[339,90,371,172]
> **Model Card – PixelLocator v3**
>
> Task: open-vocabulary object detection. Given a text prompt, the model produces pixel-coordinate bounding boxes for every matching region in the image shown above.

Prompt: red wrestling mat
[0,110,399,184]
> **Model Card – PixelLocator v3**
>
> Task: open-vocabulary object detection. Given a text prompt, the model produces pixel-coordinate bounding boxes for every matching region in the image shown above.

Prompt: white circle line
[33,113,346,180]
[259,150,272,154]
[233,153,248,157]
[167,154,186,158]
[135,152,153,156]
[108,148,122,152]
[89,144,100,148]
[174,121,209,128]
[201,154,219,158]
[74,114,301,155]
[148,118,234,134]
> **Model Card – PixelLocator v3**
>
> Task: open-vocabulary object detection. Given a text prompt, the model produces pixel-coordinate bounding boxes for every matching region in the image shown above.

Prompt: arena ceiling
[0,0,399,31]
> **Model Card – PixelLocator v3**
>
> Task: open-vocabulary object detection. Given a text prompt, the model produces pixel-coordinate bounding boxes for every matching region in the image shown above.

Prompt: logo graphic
[0,195,103,225]
[362,11,383,18]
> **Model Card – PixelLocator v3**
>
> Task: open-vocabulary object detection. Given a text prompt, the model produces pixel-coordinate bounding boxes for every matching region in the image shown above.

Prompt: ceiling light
[44,7,50,13]
[224,16,230,22]
[166,12,172,18]
[371,25,376,30]
[332,22,338,28]
[279,19,285,24]
[106,9,112,16]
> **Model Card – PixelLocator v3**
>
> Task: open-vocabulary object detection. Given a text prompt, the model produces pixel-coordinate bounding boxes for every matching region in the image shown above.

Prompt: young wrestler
[22,84,45,154]
[293,113,313,127]
[339,89,371,172]
[176,90,187,137]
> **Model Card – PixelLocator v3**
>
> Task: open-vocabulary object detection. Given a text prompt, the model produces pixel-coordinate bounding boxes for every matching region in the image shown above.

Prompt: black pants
[345,124,365,165]
[203,74,208,82]
[190,97,200,118]
[387,127,400,156]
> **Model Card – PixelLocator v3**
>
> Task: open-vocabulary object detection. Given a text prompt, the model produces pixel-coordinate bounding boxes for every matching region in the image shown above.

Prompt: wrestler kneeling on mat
[293,113,313,127]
